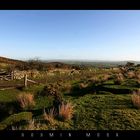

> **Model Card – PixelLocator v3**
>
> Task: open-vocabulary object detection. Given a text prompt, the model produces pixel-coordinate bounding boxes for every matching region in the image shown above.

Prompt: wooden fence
[0,70,38,88]
[0,71,14,81]
[24,74,38,87]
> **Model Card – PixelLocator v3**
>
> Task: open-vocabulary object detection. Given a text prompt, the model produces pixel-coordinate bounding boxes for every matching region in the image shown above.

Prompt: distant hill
[0,56,74,70]
[1,56,140,70]
[0,56,25,65]
[46,60,140,67]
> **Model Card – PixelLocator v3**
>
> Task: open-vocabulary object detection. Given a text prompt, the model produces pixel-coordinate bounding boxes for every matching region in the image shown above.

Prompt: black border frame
[0,0,140,10]
[1,0,140,139]
[1,130,140,139]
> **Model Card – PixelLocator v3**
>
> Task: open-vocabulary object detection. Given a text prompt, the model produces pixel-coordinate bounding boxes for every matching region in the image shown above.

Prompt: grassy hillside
[0,85,140,130]
[0,56,74,70]
[0,64,140,130]
[0,56,24,65]
[1,57,140,130]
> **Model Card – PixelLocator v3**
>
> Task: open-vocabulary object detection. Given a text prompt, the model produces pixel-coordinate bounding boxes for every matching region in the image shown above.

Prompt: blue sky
[0,10,140,61]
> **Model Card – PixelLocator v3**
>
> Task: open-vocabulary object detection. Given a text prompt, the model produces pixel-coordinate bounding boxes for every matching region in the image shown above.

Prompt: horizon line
[1,55,140,62]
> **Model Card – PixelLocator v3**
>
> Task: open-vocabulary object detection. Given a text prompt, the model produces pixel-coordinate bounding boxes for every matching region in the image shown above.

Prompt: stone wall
[13,69,40,80]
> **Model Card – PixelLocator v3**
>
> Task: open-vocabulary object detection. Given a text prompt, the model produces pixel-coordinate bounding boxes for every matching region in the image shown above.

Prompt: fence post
[24,74,27,87]
[11,70,14,80]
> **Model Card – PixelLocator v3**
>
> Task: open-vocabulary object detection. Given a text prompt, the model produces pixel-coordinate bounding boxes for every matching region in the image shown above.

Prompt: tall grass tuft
[58,102,74,121]
[132,90,140,109]
[127,71,136,78]
[114,73,124,85]
[43,108,56,125]
[16,93,35,109]
[135,72,140,79]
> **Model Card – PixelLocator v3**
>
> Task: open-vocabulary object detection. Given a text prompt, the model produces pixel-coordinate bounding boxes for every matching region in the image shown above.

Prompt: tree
[125,62,135,68]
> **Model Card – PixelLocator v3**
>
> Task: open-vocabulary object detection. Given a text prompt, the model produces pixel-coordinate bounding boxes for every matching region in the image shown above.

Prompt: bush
[0,112,32,130]
[58,102,74,121]
[16,93,35,110]
[39,84,59,97]
[132,90,140,109]
[114,73,124,85]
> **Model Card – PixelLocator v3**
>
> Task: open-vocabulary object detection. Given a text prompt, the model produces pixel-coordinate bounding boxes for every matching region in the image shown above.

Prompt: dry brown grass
[100,74,110,82]
[11,126,22,130]
[132,90,140,109]
[60,83,72,93]
[27,119,36,130]
[43,108,56,125]
[135,72,140,80]
[79,83,88,89]
[127,71,136,78]
[114,73,124,85]
[88,76,100,83]
[16,93,35,109]
[58,102,74,121]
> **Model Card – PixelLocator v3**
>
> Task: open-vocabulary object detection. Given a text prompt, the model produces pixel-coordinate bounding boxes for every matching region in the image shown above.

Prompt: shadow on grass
[0,101,20,121]
[65,83,96,97]
[65,82,134,98]
[30,108,44,118]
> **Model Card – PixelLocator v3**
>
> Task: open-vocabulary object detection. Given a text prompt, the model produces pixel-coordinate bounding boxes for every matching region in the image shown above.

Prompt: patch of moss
[0,112,32,130]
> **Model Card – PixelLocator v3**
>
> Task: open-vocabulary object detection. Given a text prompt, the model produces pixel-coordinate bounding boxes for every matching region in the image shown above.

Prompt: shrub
[58,102,74,121]
[39,84,59,97]
[132,90,140,109]
[16,93,35,110]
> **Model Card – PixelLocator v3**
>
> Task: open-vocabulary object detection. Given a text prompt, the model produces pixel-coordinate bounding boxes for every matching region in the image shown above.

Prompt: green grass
[34,96,54,110]
[2,91,140,130]
[122,79,140,87]
[0,89,20,103]
[103,85,137,90]
[103,80,114,85]
[71,94,140,130]
[1,67,140,130]
[0,112,32,130]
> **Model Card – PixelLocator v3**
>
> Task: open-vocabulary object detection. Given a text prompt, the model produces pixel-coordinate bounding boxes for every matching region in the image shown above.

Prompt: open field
[0,57,140,130]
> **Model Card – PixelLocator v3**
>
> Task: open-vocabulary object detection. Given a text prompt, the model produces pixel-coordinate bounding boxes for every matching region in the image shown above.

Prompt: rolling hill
[0,56,25,65]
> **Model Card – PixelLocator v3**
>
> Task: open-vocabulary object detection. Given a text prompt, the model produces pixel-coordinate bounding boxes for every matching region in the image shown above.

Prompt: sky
[0,10,140,61]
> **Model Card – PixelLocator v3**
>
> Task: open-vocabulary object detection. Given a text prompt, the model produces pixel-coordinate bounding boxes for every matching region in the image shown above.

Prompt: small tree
[125,62,135,68]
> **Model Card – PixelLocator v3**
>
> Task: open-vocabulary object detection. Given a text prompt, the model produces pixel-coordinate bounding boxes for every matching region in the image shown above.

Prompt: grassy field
[0,63,140,130]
